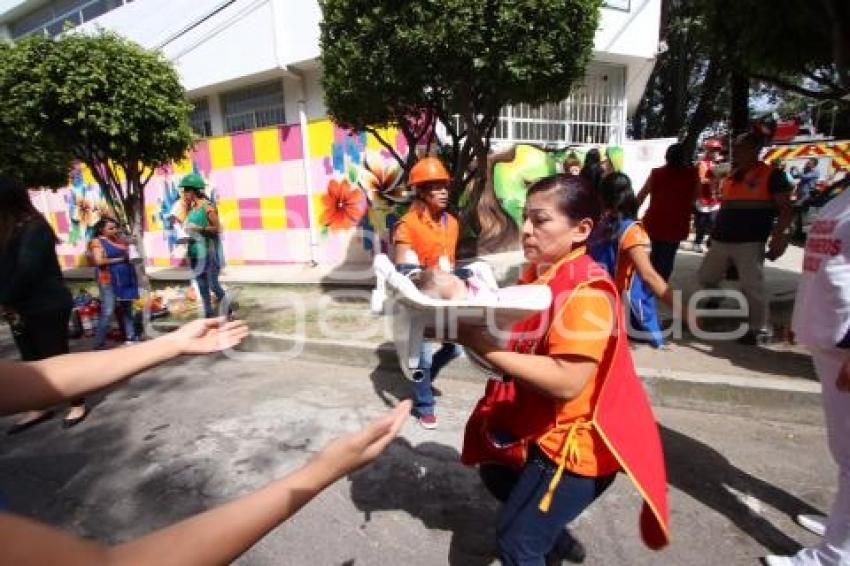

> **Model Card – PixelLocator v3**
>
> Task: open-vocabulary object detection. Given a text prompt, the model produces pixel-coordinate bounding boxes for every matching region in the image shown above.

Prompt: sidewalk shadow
[672,332,817,382]
[368,342,412,409]
[348,437,499,565]
[666,251,816,381]
[662,425,822,554]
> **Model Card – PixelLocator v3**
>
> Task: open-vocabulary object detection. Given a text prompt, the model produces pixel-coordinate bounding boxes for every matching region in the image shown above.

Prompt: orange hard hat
[409,157,450,186]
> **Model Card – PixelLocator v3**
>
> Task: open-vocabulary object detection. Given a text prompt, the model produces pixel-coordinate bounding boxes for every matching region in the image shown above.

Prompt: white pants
[697,241,769,332]
[793,348,850,565]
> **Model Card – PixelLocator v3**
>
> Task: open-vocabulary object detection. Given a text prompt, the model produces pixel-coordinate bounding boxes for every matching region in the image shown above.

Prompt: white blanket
[372,254,552,381]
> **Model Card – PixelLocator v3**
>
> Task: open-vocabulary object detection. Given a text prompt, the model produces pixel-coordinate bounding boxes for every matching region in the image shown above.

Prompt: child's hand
[312,400,411,477]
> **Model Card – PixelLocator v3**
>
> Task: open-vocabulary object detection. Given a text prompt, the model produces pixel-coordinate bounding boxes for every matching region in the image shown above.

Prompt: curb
[228,331,824,426]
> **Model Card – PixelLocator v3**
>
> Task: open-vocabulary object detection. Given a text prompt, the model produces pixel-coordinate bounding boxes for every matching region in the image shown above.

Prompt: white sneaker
[762,556,795,566]
[796,514,827,537]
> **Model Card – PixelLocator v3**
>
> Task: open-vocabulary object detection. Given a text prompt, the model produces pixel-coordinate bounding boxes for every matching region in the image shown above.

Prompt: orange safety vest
[720,162,773,204]
[461,253,670,549]
[393,201,459,268]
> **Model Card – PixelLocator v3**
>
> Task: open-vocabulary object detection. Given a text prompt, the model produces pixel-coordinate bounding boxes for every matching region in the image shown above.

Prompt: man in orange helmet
[393,156,462,429]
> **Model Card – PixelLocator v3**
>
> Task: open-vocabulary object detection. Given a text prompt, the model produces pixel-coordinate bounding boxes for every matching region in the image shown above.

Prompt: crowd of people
[0,127,848,565]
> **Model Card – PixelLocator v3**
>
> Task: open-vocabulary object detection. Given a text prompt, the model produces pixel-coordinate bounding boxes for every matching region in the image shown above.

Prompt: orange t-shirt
[518,249,620,477]
[615,222,650,294]
[393,201,459,268]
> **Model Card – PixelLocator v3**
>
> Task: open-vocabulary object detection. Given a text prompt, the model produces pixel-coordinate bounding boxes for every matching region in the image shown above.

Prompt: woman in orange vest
[393,157,462,429]
[456,174,669,565]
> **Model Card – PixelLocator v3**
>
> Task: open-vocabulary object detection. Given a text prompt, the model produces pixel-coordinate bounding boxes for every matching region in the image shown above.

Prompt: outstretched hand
[165,317,250,355]
[313,400,412,478]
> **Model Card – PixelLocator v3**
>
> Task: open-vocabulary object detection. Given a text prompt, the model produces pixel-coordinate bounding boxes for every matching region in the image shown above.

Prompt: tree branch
[364,125,405,169]
[750,72,849,101]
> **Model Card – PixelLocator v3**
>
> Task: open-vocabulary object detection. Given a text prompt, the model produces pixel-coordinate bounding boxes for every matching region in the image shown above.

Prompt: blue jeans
[412,342,462,417]
[649,239,680,281]
[481,450,615,566]
[194,267,226,318]
[95,283,135,347]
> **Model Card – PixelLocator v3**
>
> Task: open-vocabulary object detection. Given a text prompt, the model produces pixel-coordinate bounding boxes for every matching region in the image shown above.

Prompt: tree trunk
[730,71,750,136]
[682,56,727,158]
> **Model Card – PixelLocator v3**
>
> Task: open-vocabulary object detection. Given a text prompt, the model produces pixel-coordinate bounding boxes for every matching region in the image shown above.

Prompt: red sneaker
[418,414,438,430]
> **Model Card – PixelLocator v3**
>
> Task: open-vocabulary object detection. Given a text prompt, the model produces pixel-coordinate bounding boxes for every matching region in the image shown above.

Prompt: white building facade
[0,0,662,267]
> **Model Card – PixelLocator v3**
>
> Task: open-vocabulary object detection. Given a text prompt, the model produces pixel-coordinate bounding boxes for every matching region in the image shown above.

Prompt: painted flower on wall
[357,151,413,208]
[320,179,367,231]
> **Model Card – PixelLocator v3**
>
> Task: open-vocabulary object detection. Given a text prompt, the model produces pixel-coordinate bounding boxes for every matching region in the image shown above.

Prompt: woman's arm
[636,177,652,208]
[627,245,681,315]
[394,242,413,264]
[90,240,124,267]
[0,400,411,566]
[0,318,249,416]
[458,321,599,401]
[203,205,221,235]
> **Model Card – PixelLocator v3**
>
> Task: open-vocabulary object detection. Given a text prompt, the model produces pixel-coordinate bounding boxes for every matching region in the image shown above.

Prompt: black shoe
[737,330,772,346]
[7,410,55,435]
[546,530,586,564]
[62,407,89,429]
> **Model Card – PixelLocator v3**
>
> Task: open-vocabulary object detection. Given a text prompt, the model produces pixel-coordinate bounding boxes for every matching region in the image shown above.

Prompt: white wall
[594,0,661,60]
[167,2,280,93]
[272,0,322,68]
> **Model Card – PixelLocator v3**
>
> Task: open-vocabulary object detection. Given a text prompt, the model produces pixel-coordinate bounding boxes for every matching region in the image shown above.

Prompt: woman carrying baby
[456,174,669,565]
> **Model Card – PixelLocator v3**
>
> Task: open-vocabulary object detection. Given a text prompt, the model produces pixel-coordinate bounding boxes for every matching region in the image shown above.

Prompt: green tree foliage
[320,0,601,238]
[633,0,850,154]
[0,31,194,260]
[0,42,75,188]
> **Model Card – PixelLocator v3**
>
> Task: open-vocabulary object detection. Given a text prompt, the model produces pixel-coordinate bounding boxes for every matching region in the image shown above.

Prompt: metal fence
[491,63,627,147]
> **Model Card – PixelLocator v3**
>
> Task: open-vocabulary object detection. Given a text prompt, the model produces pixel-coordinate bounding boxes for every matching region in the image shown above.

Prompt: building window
[10,0,133,39]
[492,63,626,146]
[189,98,212,138]
[221,81,286,134]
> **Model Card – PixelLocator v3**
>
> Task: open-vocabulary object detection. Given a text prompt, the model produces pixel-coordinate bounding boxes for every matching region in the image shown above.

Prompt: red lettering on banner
[803,256,822,272]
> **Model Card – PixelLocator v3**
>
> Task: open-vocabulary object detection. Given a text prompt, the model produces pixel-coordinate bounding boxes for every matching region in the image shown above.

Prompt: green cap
[179,173,206,191]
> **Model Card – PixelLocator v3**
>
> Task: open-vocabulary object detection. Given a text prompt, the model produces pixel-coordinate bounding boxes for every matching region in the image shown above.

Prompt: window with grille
[492,63,626,146]
[189,98,212,138]
[10,0,133,38]
[221,81,286,134]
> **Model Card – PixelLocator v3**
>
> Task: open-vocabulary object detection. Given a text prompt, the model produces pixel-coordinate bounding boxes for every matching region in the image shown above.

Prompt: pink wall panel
[231,132,256,167]
[279,124,303,161]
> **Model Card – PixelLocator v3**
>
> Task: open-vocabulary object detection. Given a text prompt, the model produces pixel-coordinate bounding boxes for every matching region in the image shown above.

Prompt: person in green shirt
[179,174,227,318]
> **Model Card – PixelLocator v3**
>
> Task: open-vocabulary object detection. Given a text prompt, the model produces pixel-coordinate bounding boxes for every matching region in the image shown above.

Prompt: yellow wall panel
[208,136,234,169]
[173,158,193,174]
[216,199,241,231]
[253,128,282,164]
[367,126,398,150]
[307,119,334,158]
[260,196,287,229]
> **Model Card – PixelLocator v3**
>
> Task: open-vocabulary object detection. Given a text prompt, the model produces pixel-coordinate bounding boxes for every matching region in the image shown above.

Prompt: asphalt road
[0,353,835,565]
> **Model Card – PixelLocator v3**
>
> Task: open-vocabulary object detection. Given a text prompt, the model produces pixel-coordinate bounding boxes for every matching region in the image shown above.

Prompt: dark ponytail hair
[526,174,602,225]
[597,172,638,240]
[0,174,54,252]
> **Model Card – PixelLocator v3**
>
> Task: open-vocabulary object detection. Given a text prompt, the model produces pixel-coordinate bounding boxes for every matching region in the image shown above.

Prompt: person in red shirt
[637,143,700,280]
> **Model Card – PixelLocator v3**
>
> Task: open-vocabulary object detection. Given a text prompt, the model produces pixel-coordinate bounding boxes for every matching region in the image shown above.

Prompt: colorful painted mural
[33,118,627,268]
[34,118,416,270]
